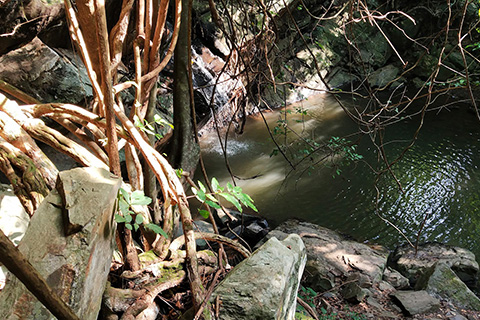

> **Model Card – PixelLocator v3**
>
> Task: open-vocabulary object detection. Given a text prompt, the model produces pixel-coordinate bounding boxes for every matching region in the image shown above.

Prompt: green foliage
[327,136,363,177]
[134,114,173,140]
[297,286,317,314]
[115,188,168,238]
[190,177,258,218]
[271,107,310,150]
[175,168,184,178]
[296,286,368,320]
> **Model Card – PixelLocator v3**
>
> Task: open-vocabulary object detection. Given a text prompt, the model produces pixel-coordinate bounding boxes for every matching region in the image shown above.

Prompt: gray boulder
[0,167,121,320]
[415,262,480,311]
[383,267,409,289]
[340,281,370,303]
[262,220,389,288]
[390,243,479,287]
[210,234,306,320]
[367,64,400,88]
[392,290,440,316]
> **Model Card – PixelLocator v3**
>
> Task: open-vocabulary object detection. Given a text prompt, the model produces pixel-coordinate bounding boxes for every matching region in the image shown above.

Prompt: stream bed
[196,93,480,258]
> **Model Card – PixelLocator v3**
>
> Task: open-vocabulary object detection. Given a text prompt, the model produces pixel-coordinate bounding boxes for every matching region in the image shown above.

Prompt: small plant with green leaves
[134,114,173,140]
[115,188,167,238]
[326,136,363,177]
[296,286,317,315]
[190,177,258,219]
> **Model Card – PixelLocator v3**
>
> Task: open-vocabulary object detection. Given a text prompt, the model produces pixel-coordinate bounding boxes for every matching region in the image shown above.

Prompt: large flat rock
[261,220,389,287]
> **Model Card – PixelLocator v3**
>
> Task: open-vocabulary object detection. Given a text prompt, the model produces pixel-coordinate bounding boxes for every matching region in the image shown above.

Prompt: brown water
[196,93,480,257]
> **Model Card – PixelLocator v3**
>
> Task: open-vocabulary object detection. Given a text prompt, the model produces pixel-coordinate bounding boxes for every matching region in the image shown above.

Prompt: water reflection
[197,94,480,258]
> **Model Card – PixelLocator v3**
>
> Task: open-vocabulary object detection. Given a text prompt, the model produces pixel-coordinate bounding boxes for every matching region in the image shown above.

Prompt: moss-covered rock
[415,262,480,311]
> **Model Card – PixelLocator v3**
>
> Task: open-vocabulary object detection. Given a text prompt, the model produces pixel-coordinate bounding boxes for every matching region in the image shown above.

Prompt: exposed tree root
[169,232,251,260]
[120,270,186,320]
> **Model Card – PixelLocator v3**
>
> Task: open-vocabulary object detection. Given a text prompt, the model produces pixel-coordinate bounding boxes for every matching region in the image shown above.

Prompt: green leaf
[196,188,206,202]
[205,200,221,209]
[219,193,242,212]
[131,190,152,205]
[205,193,217,202]
[198,209,210,219]
[125,214,133,223]
[114,214,126,223]
[211,177,220,192]
[125,223,133,230]
[235,192,258,212]
[135,214,144,224]
[119,188,130,204]
[118,198,129,215]
[226,182,234,193]
[133,115,142,127]
[198,181,206,193]
[176,168,184,178]
[145,223,168,238]
[134,223,139,232]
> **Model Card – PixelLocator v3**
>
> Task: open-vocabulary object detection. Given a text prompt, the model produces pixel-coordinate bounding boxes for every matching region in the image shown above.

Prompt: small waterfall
[191,46,247,132]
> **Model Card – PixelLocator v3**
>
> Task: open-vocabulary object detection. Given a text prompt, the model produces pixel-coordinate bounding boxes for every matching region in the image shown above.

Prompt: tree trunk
[169,0,199,175]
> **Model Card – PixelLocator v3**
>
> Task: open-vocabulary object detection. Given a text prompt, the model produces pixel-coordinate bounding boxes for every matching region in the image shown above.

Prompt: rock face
[210,234,306,320]
[367,64,400,88]
[0,37,92,104]
[415,262,480,311]
[389,243,479,287]
[0,167,121,320]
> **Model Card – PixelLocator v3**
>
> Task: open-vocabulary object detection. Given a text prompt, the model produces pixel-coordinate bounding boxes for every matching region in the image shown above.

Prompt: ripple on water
[197,97,480,259]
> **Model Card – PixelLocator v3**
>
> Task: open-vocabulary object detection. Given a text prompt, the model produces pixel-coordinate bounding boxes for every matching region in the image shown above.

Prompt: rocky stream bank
[236,219,480,319]
[181,209,480,320]
[1,172,480,319]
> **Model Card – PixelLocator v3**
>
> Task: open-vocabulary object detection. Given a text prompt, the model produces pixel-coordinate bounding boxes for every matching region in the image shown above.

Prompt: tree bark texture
[0,94,108,169]
[0,138,48,217]
[0,107,57,189]
[169,0,199,175]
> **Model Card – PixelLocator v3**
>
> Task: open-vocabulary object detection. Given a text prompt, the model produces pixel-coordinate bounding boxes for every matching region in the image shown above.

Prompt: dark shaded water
[197,94,480,257]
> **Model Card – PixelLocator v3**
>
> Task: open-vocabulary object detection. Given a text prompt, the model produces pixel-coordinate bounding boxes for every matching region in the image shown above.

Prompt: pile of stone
[209,219,480,319]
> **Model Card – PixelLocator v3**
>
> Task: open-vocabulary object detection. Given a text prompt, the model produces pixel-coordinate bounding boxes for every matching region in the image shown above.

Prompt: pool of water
[196,93,480,258]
